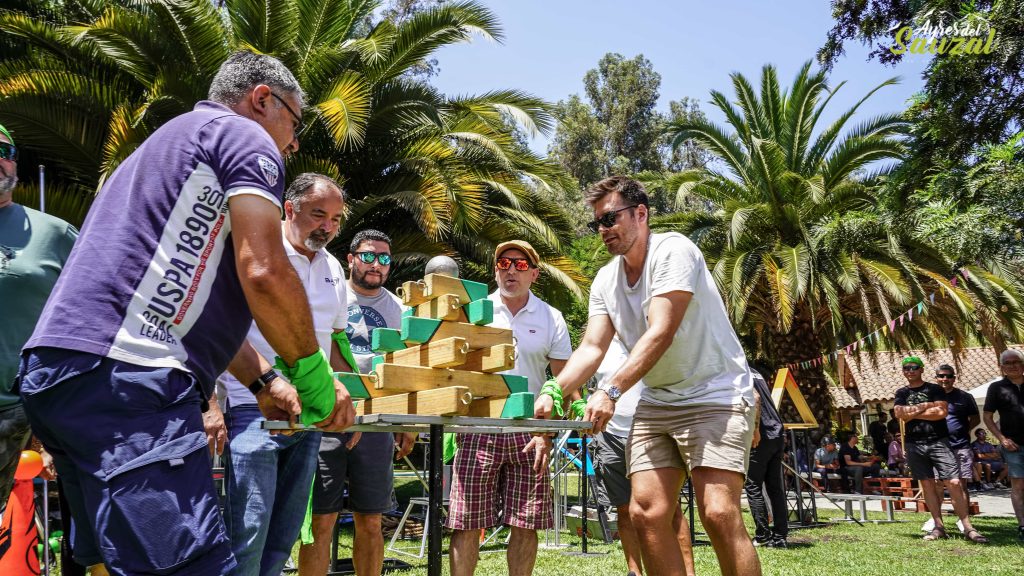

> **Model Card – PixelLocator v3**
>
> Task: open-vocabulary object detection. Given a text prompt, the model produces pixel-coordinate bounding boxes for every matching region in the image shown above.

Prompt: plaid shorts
[446,432,552,531]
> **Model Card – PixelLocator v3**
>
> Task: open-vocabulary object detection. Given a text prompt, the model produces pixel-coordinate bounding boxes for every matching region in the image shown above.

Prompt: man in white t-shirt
[447,240,572,576]
[532,176,759,576]
[205,173,354,576]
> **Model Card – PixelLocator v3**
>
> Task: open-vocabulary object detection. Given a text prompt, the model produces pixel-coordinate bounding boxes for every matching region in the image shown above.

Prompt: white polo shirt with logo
[219,235,348,409]
[488,290,572,395]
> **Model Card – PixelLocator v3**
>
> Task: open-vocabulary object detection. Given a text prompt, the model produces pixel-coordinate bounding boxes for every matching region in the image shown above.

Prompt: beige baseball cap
[494,240,540,267]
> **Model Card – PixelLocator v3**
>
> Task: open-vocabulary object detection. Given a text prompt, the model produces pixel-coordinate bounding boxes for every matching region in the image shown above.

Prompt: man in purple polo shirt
[16,52,355,576]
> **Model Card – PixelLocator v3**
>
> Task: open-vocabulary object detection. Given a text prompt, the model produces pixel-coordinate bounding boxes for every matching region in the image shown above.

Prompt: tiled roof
[836,345,1012,405]
[829,385,861,409]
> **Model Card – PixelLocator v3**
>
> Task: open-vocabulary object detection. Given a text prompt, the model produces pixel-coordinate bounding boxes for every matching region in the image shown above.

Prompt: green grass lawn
[323,512,1022,576]
[314,477,1023,576]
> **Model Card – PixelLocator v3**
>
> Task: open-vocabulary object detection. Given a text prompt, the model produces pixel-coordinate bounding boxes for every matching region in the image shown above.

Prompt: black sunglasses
[271,92,305,135]
[0,142,17,162]
[935,373,956,379]
[496,257,532,271]
[587,205,637,233]
[355,251,391,266]
[902,365,921,372]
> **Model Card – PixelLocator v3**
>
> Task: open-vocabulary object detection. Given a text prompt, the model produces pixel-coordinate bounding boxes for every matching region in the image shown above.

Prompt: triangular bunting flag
[930,293,935,304]
[908,307,913,321]
[918,302,924,313]
[889,320,896,333]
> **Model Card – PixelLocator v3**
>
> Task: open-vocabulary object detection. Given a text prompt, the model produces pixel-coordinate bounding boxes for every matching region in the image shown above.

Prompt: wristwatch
[598,383,622,402]
[249,369,278,395]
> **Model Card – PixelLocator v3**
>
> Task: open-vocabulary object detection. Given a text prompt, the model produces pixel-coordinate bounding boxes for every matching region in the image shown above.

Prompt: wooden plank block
[467,392,535,419]
[373,363,527,397]
[334,372,402,399]
[404,293,466,322]
[384,337,469,369]
[461,344,515,373]
[356,387,474,416]
[398,280,428,306]
[423,274,489,304]
[400,317,512,349]
[371,328,407,352]
[464,298,493,325]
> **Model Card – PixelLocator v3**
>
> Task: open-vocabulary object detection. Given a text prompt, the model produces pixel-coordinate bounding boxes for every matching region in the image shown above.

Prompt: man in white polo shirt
[206,173,354,576]
[447,240,572,576]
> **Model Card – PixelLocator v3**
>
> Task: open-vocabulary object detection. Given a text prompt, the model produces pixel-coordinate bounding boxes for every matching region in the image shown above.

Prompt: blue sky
[429,0,933,153]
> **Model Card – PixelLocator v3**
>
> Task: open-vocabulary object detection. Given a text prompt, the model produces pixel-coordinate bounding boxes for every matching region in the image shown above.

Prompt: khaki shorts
[627,401,754,479]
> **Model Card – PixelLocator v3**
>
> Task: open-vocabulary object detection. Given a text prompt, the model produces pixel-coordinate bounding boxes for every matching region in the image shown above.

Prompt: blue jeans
[223,405,321,576]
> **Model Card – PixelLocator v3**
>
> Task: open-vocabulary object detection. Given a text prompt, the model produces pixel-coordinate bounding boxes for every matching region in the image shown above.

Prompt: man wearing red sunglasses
[447,240,572,576]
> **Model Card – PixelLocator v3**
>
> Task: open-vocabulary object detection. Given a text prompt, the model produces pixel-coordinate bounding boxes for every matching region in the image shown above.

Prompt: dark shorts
[0,404,31,515]
[593,432,630,508]
[18,348,234,575]
[906,438,959,481]
[312,431,396,515]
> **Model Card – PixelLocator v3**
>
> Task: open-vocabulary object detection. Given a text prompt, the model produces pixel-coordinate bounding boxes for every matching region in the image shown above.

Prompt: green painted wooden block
[501,392,535,419]
[464,298,493,325]
[400,316,442,345]
[402,307,413,318]
[334,372,371,399]
[501,374,528,394]
[371,355,384,372]
[459,278,490,303]
[372,328,407,352]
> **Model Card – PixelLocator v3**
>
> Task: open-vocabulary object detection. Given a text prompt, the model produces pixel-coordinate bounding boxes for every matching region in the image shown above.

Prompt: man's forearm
[915,407,948,421]
[242,267,319,365]
[227,339,276,384]
[983,412,1004,442]
[555,342,607,397]
[608,326,675,394]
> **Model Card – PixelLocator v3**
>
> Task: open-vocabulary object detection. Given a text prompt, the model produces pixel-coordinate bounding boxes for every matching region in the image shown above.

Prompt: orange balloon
[14,450,43,480]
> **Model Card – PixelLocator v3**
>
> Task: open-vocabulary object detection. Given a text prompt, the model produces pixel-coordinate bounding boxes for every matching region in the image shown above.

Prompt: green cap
[0,123,13,146]
[901,355,923,367]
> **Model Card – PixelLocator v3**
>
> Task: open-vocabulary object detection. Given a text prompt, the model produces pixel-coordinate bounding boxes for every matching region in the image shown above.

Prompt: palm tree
[661,62,1024,427]
[0,0,585,305]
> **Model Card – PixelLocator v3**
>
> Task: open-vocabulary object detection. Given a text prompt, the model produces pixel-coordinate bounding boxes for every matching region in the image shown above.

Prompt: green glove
[443,432,458,464]
[331,331,361,373]
[540,378,564,419]
[569,399,586,420]
[275,350,335,426]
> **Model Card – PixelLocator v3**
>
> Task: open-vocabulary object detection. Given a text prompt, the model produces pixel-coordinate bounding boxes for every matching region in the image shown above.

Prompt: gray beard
[0,175,16,195]
[304,235,328,252]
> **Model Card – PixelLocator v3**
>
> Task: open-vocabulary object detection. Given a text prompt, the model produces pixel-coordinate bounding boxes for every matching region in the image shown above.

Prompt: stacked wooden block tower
[333,273,535,419]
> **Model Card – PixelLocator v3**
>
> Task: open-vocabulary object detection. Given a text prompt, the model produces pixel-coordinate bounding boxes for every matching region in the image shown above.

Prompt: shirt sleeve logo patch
[257,155,280,187]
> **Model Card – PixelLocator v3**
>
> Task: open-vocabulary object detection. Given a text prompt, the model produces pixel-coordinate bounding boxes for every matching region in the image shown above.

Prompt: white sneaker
[983,483,994,490]
[922,518,935,532]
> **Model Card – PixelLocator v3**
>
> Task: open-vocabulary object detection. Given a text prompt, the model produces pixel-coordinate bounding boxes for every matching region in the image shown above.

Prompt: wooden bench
[914,498,980,515]
[863,477,916,509]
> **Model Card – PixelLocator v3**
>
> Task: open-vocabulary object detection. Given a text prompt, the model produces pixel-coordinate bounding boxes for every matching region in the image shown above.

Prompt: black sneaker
[767,537,788,548]
[752,536,771,547]
[1018,526,1024,542]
